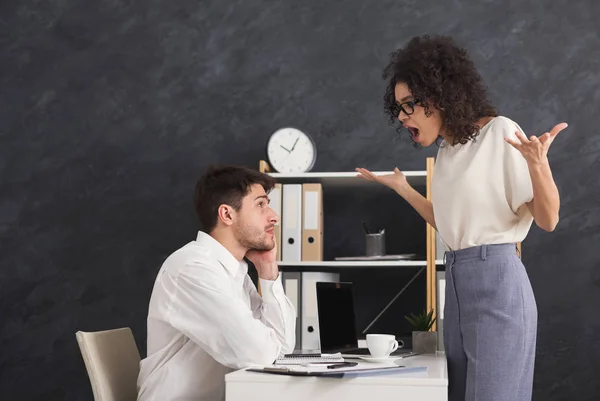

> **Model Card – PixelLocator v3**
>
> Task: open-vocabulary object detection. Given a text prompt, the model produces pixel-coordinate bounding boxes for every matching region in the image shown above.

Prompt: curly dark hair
[383,35,498,146]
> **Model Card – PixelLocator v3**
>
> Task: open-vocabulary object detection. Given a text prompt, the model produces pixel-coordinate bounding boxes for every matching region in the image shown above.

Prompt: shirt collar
[195,231,247,277]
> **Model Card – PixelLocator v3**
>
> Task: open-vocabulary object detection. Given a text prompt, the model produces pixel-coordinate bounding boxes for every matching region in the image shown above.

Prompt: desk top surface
[226,354,448,386]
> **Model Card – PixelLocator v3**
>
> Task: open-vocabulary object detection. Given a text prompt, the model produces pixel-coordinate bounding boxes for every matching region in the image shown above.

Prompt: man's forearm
[255,276,296,354]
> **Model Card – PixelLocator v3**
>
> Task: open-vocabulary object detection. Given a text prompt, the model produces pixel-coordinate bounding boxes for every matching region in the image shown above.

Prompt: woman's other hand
[355,167,410,194]
[504,122,568,166]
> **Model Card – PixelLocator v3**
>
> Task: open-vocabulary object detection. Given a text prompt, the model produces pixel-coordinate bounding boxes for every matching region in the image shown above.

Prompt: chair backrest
[76,327,141,401]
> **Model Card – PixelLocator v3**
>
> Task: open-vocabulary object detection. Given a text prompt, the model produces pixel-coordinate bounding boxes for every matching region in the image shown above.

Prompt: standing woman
[356,35,566,401]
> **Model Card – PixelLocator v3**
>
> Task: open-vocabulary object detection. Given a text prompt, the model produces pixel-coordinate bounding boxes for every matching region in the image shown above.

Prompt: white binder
[281,184,302,262]
[301,272,339,350]
[268,184,282,261]
[282,272,302,349]
[437,271,446,351]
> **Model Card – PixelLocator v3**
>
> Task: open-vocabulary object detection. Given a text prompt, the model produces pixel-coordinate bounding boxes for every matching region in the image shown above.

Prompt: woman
[356,35,566,401]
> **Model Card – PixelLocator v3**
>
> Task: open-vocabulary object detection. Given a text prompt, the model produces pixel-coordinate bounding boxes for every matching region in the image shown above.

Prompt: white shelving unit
[265,168,436,267]
[259,158,440,337]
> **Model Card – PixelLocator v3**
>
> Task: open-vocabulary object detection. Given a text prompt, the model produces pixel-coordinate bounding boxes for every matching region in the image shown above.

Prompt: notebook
[274,352,344,365]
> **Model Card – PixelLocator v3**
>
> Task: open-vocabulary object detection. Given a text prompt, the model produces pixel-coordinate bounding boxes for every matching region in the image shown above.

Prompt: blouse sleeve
[501,119,534,214]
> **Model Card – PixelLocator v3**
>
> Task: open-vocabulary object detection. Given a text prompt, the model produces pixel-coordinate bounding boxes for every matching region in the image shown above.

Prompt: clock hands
[290,136,300,151]
[280,136,299,155]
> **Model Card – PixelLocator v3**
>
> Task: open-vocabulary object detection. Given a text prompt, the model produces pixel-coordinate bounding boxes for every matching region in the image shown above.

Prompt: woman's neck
[443,116,496,146]
[476,116,495,129]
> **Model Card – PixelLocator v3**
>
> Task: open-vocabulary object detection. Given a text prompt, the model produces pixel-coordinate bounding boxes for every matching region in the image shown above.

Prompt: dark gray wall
[1,0,599,399]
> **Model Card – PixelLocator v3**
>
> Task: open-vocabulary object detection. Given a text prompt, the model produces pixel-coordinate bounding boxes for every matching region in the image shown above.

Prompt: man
[137,165,296,401]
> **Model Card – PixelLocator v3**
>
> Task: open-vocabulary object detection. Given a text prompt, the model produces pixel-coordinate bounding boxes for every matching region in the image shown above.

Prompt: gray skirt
[444,243,538,401]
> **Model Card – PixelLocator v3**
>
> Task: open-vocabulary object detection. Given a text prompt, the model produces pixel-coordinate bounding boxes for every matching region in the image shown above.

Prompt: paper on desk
[247,363,429,378]
[291,363,388,373]
[266,361,411,373]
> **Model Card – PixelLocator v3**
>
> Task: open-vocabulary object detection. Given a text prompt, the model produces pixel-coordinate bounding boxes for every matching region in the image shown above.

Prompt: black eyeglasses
[394,98,422,117]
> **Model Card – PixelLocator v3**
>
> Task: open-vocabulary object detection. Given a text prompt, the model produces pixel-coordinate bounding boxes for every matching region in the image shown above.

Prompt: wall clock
[266,127,316,173]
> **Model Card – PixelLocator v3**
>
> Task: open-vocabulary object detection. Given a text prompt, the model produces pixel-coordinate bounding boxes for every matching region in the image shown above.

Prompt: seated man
[137,165,296,401]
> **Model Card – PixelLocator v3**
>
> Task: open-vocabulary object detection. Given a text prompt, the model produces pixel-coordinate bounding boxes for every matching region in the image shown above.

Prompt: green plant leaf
[404,309,436,331]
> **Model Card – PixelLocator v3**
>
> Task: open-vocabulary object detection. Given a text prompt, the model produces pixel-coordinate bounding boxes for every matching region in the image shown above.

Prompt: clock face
[266,128,316,173]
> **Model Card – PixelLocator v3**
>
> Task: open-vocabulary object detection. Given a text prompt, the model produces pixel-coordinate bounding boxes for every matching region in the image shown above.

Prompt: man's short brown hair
[194,164,276,232]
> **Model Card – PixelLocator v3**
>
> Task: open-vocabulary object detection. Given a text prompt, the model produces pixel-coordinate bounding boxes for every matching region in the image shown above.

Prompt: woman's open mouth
[407,126,420,141]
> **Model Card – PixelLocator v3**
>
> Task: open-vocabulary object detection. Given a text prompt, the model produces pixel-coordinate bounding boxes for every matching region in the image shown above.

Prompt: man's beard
[235,222,273,251]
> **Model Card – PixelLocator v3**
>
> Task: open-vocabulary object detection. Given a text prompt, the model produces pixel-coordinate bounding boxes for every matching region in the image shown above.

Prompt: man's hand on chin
[245,242,279,281]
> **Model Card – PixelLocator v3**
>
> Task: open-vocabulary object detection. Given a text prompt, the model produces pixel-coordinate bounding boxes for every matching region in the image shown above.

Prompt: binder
[301,272,339,350]
[301,183,323,261]
[281,184,302,262]
[436,271,446,351]
[268,183,282,261]
[282,271,302,349]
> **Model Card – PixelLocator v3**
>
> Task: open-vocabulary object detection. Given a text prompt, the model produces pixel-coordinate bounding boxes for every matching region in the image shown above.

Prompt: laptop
[315,281,415,359]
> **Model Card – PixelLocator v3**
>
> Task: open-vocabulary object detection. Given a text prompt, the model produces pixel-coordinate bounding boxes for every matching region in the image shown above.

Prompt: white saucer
[358,355,399,363]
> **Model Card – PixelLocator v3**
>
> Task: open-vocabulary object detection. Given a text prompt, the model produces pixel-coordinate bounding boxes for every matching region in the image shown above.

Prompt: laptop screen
[316,282,359,351]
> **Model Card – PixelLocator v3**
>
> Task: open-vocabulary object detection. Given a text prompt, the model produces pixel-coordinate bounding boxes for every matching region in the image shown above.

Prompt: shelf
[267,171,427,187]
[277,259,445,269]
[278,260,427,268]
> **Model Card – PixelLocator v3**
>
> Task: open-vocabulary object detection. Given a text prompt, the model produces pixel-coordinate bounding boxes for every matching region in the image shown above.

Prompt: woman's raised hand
[355,167,409,193]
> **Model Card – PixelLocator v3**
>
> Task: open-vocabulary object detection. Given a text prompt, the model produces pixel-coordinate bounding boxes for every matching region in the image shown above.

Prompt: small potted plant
[405,309,437,354]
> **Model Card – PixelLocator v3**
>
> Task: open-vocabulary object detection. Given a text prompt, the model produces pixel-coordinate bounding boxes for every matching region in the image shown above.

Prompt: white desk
[225,354,448,401]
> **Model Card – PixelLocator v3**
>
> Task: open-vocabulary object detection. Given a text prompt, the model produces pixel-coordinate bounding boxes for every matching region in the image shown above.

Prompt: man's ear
[217,204,235,226]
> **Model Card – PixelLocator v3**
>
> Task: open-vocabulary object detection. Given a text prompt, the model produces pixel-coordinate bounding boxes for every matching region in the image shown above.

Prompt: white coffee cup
[366,334,401,358]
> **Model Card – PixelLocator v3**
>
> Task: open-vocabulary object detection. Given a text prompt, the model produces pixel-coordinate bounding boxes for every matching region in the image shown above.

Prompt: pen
[327,362,358,369]
[362,221,371,234]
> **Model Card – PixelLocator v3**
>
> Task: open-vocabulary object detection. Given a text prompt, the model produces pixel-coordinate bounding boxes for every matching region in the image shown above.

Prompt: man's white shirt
[137,231,296,401]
